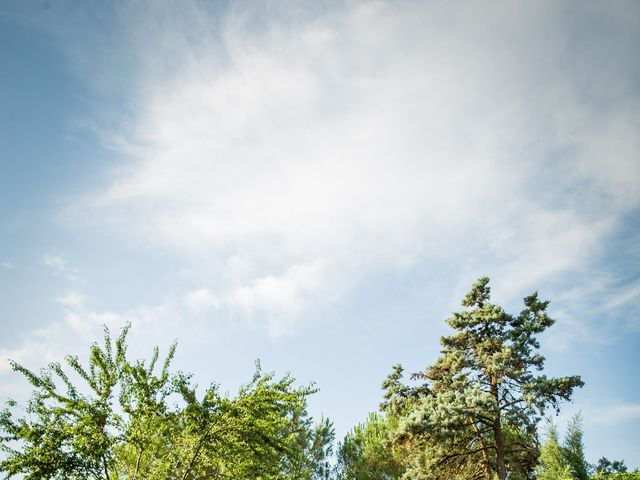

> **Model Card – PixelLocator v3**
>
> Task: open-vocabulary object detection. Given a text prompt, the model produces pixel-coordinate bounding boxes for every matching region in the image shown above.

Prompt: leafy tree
[595,458,628,475]
[387,277,583,480]
[0,324,332,479]
[562,413,589,480]
[591,458,640,480]
[592,472,640,480]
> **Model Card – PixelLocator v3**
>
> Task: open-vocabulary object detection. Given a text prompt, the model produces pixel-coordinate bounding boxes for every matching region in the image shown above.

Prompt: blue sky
[1,0,639,467]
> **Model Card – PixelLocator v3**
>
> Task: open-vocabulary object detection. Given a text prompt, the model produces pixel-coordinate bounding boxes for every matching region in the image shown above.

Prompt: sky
[1,0,639,468]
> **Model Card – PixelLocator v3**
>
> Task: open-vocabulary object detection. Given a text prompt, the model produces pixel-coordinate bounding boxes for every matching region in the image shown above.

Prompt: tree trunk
[491,375,507,480]
[470,417,493,480]
[494,417,506,480]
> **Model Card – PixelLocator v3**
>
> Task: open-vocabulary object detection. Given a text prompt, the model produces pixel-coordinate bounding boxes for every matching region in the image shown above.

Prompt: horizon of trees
[1,278,637,479]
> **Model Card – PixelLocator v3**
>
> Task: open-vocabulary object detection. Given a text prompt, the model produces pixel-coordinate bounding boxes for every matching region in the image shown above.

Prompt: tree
[336,412,404,480]
[563,413,589,480]
[536,422,572,480]
[595,458,628,475]
[388,277,583,480]
[282,406,334,480]
[0,324,332,479]
[592,472,640,480]
[591,458,640,480]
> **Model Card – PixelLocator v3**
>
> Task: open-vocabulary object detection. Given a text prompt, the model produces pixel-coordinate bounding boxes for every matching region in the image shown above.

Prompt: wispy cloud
[1,261,16,269]
[47,0,639,339]
[0,290,189,382]
[185,288,221,312]
[41,254,80,281]
[185,258,335,338]
[589,403,640,427]
[0,291,121,377]
[604,281,640,312]
[41,254,66,271]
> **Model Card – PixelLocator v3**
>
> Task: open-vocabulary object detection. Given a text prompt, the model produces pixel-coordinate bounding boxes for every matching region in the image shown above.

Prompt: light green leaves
[0,325,332,480]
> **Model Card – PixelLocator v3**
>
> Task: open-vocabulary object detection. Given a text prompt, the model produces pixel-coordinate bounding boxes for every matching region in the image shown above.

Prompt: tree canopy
[2,278,637,479]
[0,324,332,480]
[366,277,584,480]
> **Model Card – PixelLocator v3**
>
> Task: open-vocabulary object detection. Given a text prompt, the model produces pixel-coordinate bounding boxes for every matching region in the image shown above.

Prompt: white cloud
[186,288,221,311]
[41,254,80,281]
[226,259,332,337]
[42,254,66,271]
[185,259,334,337]
[605,281,640,312]
[58,0,639,336]
[0,290,189,383]
[0,292,123,377]
[535,273,640,350]
[227,260,328,313]
[589,403,640,427]
[0,290,195,408]
[1,261,16,269]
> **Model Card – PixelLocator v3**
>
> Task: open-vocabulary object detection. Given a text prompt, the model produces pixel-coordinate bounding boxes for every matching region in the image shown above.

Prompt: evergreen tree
[536,423,573,480]
[283,406,335,480]
[336,412,404,480]
[389,277,583,480]
[563,413,589,480]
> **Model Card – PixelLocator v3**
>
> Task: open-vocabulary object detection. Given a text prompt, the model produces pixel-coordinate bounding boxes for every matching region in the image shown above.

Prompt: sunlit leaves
[0,325,332,480]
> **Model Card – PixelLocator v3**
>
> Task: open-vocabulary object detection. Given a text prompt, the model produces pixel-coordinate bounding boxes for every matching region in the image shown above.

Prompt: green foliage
[592,473,640,480]
[562,414,589,480]
[536,418,639,480]
[3,279,635,480]
[282,406,334,480]
[0,325,332,480]
[383,277,583,480]
[336,412,404,480]
[536,423,573,480]
[591,458,639,480]
[595,458,629,475]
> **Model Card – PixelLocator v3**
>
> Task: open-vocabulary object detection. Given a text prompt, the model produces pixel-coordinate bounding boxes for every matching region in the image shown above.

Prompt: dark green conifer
[394,277,583,480]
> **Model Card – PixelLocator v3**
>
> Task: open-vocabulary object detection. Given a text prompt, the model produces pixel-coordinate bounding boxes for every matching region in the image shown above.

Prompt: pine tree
[391,277,583,480]
[336,412,404,480]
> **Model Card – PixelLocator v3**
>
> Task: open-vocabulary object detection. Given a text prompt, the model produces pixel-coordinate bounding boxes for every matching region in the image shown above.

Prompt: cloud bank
[51,0,640,336]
